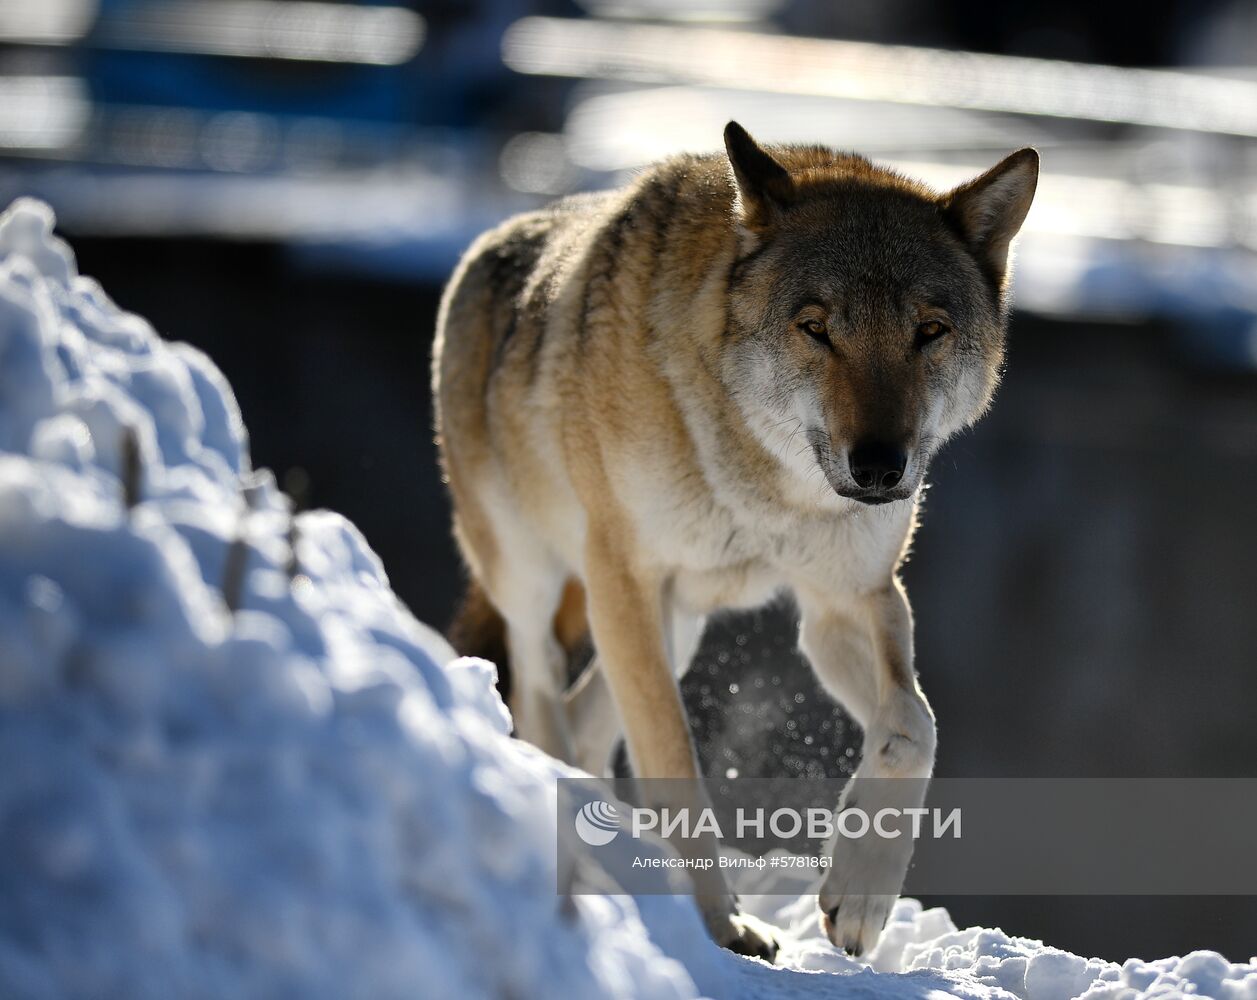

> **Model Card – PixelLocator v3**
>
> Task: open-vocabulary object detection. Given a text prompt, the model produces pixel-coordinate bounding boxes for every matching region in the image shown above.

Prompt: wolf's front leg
[584,525,778,962]
[799,580,936,956]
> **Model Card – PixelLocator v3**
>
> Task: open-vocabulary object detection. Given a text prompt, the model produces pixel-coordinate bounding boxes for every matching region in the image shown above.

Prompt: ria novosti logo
[573,799,961,847]
[575,801,621,845]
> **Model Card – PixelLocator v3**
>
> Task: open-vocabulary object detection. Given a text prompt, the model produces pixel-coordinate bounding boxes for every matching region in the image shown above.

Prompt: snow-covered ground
[0,197,1253,1000]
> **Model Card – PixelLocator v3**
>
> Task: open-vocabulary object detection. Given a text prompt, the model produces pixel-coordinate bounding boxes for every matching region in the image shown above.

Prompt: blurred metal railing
[503,16,1257,138]
[0,0,424,65]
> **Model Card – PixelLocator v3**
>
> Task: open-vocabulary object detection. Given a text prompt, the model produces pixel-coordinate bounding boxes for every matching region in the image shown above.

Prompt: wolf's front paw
[707,908,779,963]
[817,794,916,956]
[818,890,895,957]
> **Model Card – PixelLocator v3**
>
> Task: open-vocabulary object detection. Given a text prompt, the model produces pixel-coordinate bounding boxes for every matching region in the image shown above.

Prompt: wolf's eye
[915,320,949,345]
[799,318,829,346]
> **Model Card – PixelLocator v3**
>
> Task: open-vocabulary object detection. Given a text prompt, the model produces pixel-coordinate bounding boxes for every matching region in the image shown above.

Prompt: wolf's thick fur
[433,123,1037,959]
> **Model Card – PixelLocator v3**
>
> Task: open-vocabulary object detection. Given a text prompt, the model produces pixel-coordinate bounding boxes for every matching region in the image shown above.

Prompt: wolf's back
[431,153,736,666]
[434,190,618,392]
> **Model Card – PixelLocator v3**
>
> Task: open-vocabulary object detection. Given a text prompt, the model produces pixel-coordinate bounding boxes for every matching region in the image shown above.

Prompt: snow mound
[1,197,1252,1000]
[0,198,699,1000]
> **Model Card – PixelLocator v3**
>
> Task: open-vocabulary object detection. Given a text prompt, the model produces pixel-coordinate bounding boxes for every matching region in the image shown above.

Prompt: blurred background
[2,0,1253,965]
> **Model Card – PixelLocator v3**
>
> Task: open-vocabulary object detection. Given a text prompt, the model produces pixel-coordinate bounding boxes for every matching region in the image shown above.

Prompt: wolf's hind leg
[798,580,936,957]
[565,659,619,775]
[447,471,574,760]
[483,542,573,761]
[507,618,572,761]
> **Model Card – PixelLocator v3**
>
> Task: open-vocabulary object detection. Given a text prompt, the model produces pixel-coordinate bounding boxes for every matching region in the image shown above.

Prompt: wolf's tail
[448,578,512,703]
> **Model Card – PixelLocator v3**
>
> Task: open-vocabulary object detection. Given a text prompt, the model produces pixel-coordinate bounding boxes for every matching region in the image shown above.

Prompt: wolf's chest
[650,476,914,612]
[650,495,888,613]
[663,510,784,613]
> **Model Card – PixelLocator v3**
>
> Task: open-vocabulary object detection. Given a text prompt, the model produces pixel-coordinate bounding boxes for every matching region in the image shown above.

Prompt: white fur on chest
[622,458,915,614]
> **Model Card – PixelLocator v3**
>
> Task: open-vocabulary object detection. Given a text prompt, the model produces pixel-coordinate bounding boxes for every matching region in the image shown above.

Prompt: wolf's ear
[724,121,793,228]
[943,148,1038,286]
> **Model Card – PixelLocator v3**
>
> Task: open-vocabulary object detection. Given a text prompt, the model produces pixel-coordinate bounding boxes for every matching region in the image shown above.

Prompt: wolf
[432,122,1037,960]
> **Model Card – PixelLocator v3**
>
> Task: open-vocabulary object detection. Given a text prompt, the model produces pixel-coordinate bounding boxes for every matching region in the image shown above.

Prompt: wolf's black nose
[849,442,907,490]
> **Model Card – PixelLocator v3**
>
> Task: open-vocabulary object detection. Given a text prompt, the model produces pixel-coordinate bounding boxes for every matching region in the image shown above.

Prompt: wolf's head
[721,122,1038,506]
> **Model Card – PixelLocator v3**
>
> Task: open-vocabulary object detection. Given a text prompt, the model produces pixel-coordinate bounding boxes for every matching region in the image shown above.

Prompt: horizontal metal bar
[503,16,1257,138]
[0,0,425,65]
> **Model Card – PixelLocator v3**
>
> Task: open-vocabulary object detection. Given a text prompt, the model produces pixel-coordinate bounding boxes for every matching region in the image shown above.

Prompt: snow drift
[0,197,1252,1000]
